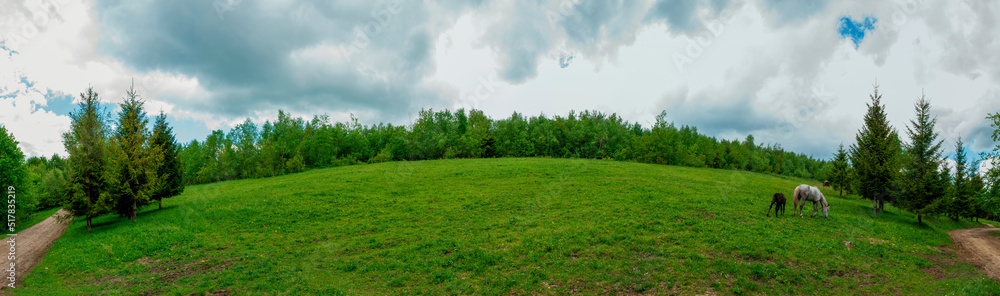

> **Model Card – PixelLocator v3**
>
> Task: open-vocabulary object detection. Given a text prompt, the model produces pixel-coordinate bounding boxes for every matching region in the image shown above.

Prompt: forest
[173,108,829,186]
[4,85,1000,227]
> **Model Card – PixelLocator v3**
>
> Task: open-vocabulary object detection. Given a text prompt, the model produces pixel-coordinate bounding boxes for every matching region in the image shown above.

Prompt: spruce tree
[952,137,974,219]
[897,94,945,224]
[151,112,184,210]
[63,87,114,231]
[110,84,162,222]
[830,143,850,198]
[849,83,900,215]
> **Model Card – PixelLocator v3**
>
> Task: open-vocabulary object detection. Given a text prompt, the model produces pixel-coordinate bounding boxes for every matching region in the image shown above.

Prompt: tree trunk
[86,215,92,232]
[918,214,922,224]
[129,201,137,222]
[159,199,162,210]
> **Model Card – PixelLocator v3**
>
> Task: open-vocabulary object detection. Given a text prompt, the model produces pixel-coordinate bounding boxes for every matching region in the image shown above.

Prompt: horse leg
[811,201,818,217]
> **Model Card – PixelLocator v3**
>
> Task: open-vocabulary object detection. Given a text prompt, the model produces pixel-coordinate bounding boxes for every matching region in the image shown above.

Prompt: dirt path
[0,209,72,290]
[949,225,1000,282]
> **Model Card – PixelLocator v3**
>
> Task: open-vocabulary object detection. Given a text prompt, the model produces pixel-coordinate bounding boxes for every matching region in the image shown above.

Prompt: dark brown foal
[768,193,786,217]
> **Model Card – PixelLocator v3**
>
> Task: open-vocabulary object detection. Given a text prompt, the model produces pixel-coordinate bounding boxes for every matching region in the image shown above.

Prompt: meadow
[20,158,1000,295]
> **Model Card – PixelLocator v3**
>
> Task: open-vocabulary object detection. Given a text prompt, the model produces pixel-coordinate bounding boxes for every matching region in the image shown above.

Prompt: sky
[1,0,999,165]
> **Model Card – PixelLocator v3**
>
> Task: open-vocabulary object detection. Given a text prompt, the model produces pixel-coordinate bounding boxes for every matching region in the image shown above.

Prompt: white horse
[792,184,829,218]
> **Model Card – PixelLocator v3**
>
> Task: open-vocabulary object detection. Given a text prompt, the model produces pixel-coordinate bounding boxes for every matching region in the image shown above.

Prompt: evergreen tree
[110,84,162,222]
[951,137,977,220]
[830,143,851,198]
[897,94,945,224]
[849,83,900,215]
[151,112,184,210]
[63,87,114,231]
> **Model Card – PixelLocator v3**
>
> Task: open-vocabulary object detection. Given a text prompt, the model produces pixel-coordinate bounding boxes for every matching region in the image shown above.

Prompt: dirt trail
[0,209,72,290]
[949,225,1000,282]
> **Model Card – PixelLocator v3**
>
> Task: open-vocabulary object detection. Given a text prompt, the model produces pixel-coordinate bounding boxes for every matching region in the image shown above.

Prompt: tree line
[828,84,1000,223]
[2,88,831,231]
[175,108,831,186]
[29,84,1000,230]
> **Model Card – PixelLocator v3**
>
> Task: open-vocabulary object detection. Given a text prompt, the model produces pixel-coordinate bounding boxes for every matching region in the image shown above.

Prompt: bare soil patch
[949,225,1000,282]
[0,209,72,291]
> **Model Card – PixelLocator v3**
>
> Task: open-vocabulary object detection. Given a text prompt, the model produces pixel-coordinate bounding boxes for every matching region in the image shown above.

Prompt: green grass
[21,158,1000,295]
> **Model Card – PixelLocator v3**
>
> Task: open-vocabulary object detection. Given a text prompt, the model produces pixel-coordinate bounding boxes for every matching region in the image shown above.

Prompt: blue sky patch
[559,55,574,68]
[837,15,877,49]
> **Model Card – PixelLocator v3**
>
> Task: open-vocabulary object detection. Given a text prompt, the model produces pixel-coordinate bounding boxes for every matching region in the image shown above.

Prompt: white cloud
[2,0,1000,160]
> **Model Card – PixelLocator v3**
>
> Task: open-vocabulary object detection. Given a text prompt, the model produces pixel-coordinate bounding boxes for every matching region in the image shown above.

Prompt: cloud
[761,0,830,25]
[923,1,1000,84]
[4,0,999,162]
[663,90,785,138]
[91,0,474,124]
[0,77,71,157]
[645,0,703,34]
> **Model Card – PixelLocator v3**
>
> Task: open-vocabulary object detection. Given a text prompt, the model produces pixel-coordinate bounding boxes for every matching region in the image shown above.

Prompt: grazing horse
[767,193,786,217]
[792,184,829,218]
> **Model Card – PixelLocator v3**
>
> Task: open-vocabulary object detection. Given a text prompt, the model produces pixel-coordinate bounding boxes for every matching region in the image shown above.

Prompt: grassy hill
[21,158,1000,295]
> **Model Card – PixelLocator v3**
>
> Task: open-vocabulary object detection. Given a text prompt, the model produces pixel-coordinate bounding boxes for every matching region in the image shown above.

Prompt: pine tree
[897,94,945,224]
[63,87,114,231]
[151,112,184,210]
[951,137,975,220]
[110,84,162,222]
[849,83,900,215]
[830,143,850,198]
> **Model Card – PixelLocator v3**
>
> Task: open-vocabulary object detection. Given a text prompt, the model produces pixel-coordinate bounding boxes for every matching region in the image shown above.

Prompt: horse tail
[792,185,801,210]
